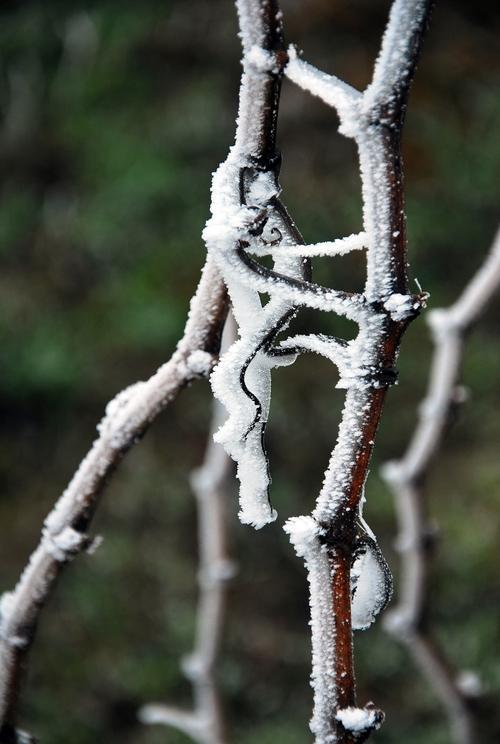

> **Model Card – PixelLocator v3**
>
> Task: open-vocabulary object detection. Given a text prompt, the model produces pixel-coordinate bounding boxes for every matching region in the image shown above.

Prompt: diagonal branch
[0,258,228,741]
[381,225,500,744]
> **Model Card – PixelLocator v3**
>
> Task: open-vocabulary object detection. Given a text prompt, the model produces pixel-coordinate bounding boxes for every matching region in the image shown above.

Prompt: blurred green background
[1,1,500,742]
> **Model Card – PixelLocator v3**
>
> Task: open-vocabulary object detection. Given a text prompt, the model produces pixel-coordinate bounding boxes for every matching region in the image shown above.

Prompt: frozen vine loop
[205,1,433,742]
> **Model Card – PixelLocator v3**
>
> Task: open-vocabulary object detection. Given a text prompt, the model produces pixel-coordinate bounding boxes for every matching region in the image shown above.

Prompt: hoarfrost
[336,706,380,733]
[42,526,87,562]
[284,517,337,742]
[383,293,418,321]
[351,540,393,631]
[246,45,279,75]
[186,350,213,376]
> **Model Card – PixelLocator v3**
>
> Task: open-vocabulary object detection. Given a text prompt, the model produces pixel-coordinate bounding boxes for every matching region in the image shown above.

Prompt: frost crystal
[383,293,417,321]
[246,45,279,74]
[284,517,337,742]
[351,540,393,631]
[186,350,213,376]
[42,526,86,562]
[336,706,380,733]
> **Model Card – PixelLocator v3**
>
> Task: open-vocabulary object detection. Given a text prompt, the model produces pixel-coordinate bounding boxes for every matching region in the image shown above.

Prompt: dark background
[1,1,500,742]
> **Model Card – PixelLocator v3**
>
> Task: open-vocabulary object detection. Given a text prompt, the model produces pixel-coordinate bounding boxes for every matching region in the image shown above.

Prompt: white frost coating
[246,45,279,74]
[284,517,337,743]
[42,526,87,562]
[383,292,418,321]
[186,350,213,376]
[364,0,430,114]
[204,0,433,741]
[202,28,369,528]
[249,232,367,258]
[336,706,379,733]
[351,542,391,631]
[204,154,305,526]
[203,47,368,524]
[284,515,321,557]
[278,334,351,376]
[285,46,361,133]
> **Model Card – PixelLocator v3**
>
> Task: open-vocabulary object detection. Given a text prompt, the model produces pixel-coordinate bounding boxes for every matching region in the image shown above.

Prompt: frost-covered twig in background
[381,226,500,744]
[282,1,433,737]
[0,259,228,742]
[139,317,237,744]
[204,0,433,741]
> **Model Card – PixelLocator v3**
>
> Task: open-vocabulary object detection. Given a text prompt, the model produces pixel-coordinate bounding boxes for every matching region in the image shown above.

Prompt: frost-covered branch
[139,317,237,744]
[204,0,433,741]
[279,3,434,742]
[381,226,500,744]
[204,0,312,530]
[0,259,228,741]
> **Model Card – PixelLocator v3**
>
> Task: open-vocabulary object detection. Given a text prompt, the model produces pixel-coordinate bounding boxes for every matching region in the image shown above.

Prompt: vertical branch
[283,2,434,741]
[381,226,500,744]
[0,260,228,740]
[139,317,237,744]
[234,0,286,162]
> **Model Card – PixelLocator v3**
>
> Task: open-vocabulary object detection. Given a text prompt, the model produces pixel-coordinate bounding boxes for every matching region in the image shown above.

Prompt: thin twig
[139,316,237,744]
[0,258,228,742]
[381,226,500,744]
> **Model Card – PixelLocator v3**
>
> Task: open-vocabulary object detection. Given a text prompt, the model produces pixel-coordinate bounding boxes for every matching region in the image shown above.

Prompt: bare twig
[139,316,237,744]
[0,259,228,741]
[381,226,500,744]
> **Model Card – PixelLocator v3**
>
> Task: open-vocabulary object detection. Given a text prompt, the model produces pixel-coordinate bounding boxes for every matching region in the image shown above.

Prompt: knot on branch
[338,364,398,390]
[41,526,90,563]
[382,291,428,323]
[318,512,357,556]
[245,45,285,77]
[335,703,384,740]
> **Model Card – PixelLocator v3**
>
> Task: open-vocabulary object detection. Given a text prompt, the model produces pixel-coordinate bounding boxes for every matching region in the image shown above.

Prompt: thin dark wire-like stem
[0,259,228,741]
[382,226,500,744]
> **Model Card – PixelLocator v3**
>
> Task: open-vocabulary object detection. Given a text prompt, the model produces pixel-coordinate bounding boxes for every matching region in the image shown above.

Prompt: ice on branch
[186,350,214,376]
[284,517,337,742]
[285,46,361,137]
[246,45,279,74]
[351,540,393,631]
[249,232,367,259]
[336,706,382,734]
[203,57,368,529]
[42,526,87,562]
[383,293,421,322]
